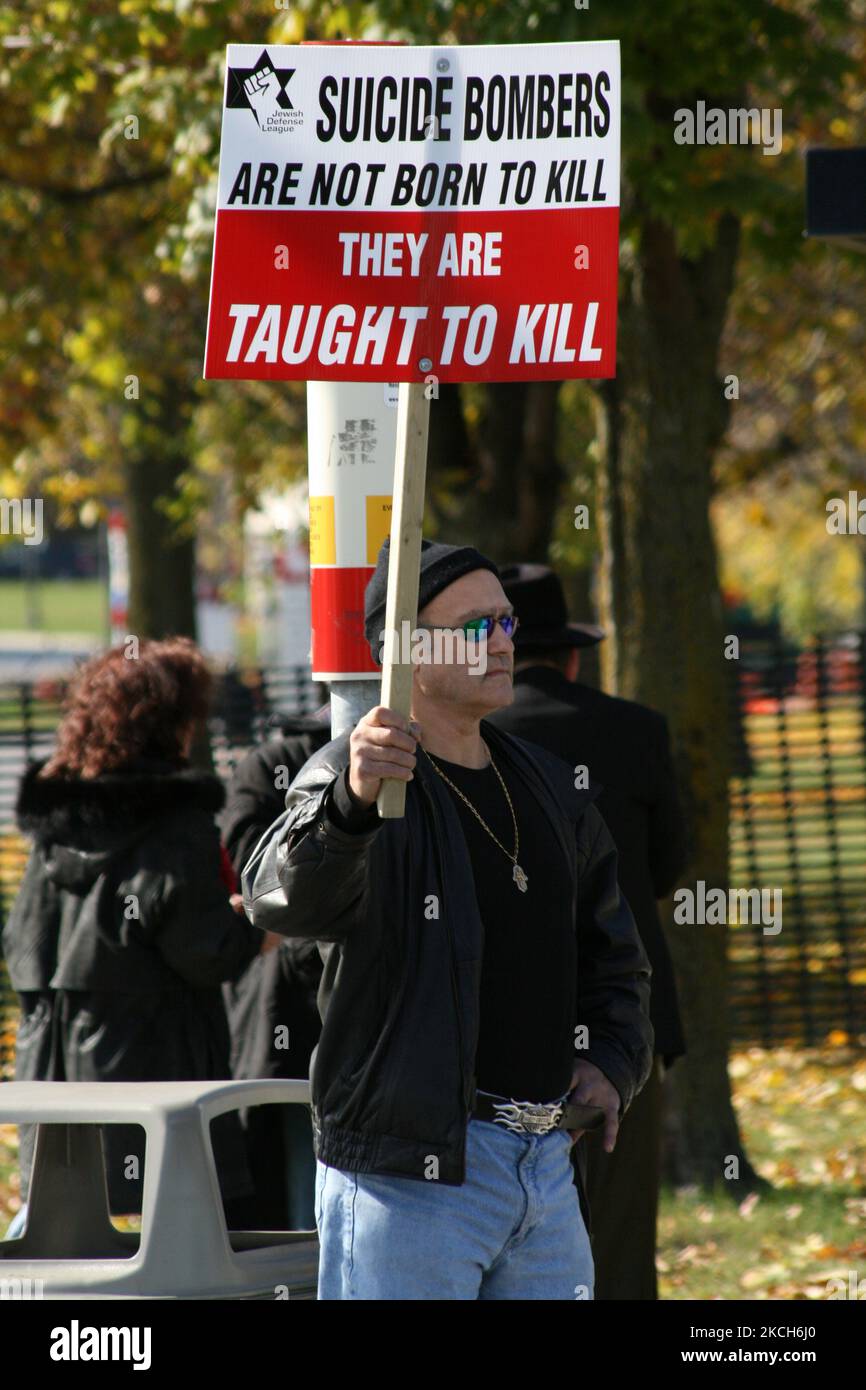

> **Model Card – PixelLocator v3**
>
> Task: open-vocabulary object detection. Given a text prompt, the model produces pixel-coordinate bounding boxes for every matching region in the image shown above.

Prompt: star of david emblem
[226,49,296,127]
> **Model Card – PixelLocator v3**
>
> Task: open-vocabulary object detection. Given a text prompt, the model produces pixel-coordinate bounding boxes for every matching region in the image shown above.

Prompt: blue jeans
[314,1115,594,1300]
[4,1205,27,1240]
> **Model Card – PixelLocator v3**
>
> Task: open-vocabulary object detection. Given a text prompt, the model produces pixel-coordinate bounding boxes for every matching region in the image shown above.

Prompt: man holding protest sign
[243,538,653,1299]
[209,34,637,1298]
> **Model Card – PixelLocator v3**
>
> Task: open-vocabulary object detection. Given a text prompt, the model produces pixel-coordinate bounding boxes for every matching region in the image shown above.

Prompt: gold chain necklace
[423,744,529,893]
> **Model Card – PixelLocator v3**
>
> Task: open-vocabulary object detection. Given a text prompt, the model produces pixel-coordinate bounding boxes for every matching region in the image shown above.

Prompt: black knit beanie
[364,537,500,666]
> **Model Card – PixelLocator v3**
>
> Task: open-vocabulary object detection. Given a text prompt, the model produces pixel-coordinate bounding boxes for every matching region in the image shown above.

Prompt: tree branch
[0,166,170,202]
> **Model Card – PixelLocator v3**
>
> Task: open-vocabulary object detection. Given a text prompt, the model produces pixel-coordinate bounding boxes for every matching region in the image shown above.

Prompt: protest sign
[204,40,620,384]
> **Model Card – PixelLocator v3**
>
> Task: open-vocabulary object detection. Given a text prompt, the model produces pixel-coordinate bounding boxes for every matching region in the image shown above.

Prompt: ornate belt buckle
[491,1098,564,1135]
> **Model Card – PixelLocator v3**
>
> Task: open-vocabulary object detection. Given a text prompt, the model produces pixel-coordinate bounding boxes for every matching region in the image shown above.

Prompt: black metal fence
[727,632,866,1048]
[2,637,865,1075]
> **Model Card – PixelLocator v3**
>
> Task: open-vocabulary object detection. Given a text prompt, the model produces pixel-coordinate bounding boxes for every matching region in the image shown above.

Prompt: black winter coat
[223,714,333,875]
[220,715,331,1226]
[2,760,262,1209]
[219,717,332,1084]
[490,666,687,1063]
[243,720,654,1232]
[221,713,331,1084]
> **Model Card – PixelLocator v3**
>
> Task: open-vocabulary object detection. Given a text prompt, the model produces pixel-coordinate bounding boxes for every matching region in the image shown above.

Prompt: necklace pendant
[512,862,529,893]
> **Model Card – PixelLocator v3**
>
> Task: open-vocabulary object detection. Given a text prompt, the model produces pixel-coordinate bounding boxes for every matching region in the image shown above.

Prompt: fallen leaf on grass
[740,1262,789,1289]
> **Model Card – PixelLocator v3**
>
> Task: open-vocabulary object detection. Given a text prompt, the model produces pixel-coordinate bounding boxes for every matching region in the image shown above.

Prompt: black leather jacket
[243,720,654,1225]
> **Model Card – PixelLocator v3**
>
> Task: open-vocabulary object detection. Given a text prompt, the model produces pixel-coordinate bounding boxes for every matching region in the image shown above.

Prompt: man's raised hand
[348,706,421,808]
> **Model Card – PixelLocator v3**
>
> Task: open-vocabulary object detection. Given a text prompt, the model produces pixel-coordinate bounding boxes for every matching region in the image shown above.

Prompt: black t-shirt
[329,752,577,1103]
[423,750,575,1103]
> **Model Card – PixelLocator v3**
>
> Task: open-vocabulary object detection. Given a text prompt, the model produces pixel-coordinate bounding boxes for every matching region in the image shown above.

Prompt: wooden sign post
[376,381,431,819]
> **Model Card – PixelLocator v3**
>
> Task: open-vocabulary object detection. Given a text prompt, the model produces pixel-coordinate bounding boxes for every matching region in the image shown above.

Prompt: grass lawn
[0,580,106,635]
[657,1045,866,1299]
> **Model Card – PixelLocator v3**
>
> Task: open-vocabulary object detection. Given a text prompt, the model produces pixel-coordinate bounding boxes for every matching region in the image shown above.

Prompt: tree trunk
[596,212,764,1191]
[122,405,197,643]
[426,381,564,562]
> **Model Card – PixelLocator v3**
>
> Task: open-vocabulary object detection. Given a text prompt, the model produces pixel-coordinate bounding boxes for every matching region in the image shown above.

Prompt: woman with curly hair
[1,637,274,1230]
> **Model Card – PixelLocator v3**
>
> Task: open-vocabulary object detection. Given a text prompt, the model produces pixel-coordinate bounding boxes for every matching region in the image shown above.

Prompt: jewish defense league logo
[226,49,303,133]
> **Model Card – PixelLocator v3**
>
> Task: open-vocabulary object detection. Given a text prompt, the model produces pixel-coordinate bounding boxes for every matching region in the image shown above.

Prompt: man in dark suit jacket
[489,564,687,1300]
[221,709,331,1228]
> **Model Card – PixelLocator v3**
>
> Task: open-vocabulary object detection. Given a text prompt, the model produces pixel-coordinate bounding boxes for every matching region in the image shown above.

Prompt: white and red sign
[204,41,620,384]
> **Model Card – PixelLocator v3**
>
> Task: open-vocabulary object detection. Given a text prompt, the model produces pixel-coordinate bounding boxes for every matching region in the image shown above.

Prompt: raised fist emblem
[244,67,282,127]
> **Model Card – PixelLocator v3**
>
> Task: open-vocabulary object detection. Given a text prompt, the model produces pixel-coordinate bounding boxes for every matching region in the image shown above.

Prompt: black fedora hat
[499,563,605,650]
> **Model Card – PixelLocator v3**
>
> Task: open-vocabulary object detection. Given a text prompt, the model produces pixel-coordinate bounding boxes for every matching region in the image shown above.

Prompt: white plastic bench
[0,1079,319,1299]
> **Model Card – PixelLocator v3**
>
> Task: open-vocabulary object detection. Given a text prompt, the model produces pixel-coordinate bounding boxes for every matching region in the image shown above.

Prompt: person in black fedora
[489,562,687,1301]
[243,537,654,1300]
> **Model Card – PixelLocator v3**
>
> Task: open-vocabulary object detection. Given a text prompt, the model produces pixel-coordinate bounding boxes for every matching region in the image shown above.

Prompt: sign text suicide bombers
[204,41,620,384]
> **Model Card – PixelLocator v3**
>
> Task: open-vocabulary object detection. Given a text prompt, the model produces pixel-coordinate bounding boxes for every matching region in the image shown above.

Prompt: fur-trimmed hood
[16,760,226,892]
